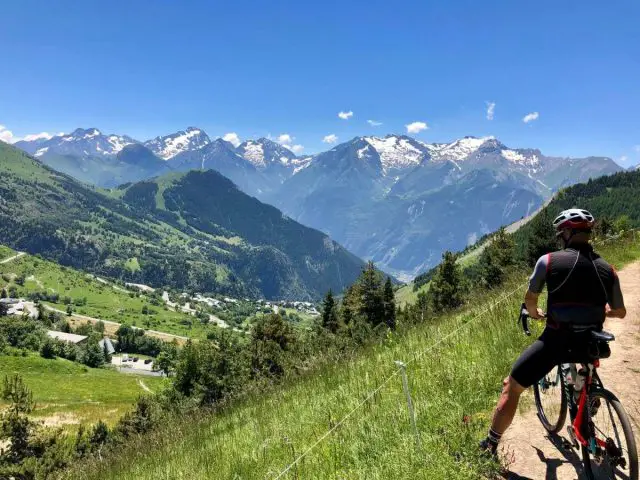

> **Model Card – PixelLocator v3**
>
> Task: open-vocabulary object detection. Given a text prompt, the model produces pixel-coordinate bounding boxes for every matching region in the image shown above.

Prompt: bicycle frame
[561,360,606,453]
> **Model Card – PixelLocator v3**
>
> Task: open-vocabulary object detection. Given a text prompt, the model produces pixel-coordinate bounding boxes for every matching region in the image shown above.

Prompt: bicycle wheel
[533,364,567,433]
[582,389,638,480]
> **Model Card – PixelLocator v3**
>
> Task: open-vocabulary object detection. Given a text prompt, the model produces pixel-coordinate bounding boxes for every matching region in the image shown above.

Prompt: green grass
[0,251,212,339]
[0,354,167,426]
[0,245,15,262]
[124,257,141,273]
[395,281,429,307]
[68,233,640,479]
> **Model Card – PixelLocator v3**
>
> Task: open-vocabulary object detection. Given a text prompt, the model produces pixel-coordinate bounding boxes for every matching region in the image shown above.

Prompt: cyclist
[480,208,626,456]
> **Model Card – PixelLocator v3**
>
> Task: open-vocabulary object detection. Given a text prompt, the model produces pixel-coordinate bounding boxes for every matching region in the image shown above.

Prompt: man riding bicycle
[480,208,627,455]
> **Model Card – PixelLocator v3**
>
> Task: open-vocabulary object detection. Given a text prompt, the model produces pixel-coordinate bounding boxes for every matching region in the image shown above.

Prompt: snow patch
[107,135,132,154]
[241,141,266,167]
[34,147,49,157]
[431,136,493,161]
[364,136,424,172]
[154,129,208,159]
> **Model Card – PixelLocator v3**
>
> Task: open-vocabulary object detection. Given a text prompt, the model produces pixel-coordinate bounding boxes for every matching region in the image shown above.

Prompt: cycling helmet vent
[552,208,595,231]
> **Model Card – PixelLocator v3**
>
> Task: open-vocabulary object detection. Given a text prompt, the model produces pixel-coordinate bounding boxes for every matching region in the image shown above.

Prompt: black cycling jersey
[512,243,626,387]
[528,244,623,328]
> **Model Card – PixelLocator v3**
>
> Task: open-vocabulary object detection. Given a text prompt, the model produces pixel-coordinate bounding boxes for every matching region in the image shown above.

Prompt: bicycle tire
[533,364,568,433]
[582,389,638,480]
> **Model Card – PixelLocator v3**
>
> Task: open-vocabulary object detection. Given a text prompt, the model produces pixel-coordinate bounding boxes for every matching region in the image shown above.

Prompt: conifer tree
[358,261,384,327]
[383,277,396,329]
[321,290,340,333]
[429,251,464,313]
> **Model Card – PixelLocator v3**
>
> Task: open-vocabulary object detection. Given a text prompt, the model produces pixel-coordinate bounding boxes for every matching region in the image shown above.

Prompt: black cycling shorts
[511,327,594,388]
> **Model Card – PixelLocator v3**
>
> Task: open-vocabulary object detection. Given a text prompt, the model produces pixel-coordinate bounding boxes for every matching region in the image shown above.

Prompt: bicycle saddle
[590,330,615,342]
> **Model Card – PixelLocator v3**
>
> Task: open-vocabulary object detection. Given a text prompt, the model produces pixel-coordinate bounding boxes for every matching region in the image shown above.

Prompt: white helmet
[552,208,595,231]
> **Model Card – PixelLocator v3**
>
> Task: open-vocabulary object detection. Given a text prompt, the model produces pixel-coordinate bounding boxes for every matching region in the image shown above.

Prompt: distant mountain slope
[143,127,211,159]
[514,168,640,252]
[13,128,623,278]
[270,135,622,279]
[12,128,172,187]
[0,142,364,300]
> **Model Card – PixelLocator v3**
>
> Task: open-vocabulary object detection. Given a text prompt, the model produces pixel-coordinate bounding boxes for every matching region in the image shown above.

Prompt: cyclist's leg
[482,332,559,452]
[490,375,527,436]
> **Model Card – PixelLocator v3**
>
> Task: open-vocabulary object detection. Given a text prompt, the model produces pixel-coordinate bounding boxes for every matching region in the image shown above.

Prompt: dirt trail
[0,251,25,264]
[138,379,153,393]
[501,260,640,479]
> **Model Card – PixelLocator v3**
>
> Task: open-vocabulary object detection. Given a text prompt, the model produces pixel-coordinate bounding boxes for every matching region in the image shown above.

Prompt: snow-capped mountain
[361,135,430,173]
[269,134,622,278]
[17,128,137,159]
[236,138,297,169]
[169,138,269,195]
[11,128,173,187]
[12,126,624,278]
[144,127,211,160]
[235,137,312,186]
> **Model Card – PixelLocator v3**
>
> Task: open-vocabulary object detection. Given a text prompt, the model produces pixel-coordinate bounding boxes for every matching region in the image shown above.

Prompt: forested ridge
[0,142,364,300]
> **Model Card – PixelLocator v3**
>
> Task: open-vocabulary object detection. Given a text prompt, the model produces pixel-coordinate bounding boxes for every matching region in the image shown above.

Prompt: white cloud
[405,121,428,134]
[522,112,540,123]
[0,125,15,143]
[367,120,382,126]
[277,133,293,145]
[634,145,640,153]
[288,144,304,154]
[222,132,241,147]
[22,132,55,142]
[619,155,629,164]
[275,133,303,153]
[338,111,353,120]
[486,102,496,121]
[323,134,338,144]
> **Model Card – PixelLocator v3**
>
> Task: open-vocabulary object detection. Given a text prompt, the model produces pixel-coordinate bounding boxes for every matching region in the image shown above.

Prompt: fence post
[395,360,421,448]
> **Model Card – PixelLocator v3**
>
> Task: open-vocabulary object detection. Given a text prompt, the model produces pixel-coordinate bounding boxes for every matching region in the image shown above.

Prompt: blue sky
[1,0,639,166]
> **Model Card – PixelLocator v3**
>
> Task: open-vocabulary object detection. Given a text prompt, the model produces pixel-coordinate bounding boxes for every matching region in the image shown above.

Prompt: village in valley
[1,251,321,378]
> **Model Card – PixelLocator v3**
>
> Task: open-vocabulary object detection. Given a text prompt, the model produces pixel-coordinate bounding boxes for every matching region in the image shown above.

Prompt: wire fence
[270,229,638,479]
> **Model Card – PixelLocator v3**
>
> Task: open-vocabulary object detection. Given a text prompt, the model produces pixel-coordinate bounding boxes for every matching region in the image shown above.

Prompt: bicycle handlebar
[519,303,547,336]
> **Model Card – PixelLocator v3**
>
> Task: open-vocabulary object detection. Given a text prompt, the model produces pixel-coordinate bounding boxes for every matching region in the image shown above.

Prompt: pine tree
[321,290,340,334]
[478,227,515,288]
[525,209,557,266]
[415,291,429,323]
[341,302,353,327]
[81,341,105,368]
[102,340,112,363]
[383,277,396,329]
[429,251,464,313]
[358,261,384,327]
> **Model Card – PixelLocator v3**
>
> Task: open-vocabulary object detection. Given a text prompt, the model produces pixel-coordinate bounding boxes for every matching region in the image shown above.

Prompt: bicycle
[519,304,638,479]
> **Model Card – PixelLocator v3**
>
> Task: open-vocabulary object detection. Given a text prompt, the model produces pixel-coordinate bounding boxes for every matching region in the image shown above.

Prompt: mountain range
[13,128,623,279]
[0,141,364,300]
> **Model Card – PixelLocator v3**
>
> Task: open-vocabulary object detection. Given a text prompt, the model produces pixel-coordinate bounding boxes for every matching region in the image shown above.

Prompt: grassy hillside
[0,249,210,338]
[0,354,166,426]
[65,232,640,480]
[0,142,365,300]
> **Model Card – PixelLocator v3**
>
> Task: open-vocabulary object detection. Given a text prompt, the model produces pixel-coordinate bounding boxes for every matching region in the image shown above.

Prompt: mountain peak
[236,137,298,169]
[71,127,102,138]
[144,128,211,160]
[362,134,427,172]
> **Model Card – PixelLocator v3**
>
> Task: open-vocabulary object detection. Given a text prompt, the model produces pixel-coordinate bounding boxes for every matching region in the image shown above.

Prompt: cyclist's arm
[525,254,548,319]
[606,269,626,318]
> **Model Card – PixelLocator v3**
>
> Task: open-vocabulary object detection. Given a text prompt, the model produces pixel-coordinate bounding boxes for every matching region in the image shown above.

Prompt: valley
[14,129,622,279]
[1,142,638,479]
[0,141,363,301]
